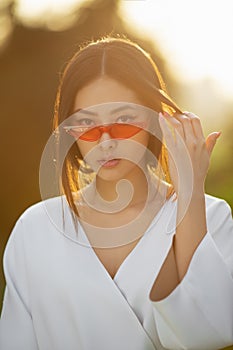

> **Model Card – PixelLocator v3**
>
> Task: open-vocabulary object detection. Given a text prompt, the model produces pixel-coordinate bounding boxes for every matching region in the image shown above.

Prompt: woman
[1,36,233,350]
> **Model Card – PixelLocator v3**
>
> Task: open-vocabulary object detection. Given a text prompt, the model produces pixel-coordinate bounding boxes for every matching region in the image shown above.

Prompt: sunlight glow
[16,0,82,17]
[14,0,233,96]
[120,0,233,96]
[15,0,86,29]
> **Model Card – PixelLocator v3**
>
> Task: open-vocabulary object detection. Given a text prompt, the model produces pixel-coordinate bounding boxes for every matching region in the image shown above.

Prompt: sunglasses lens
[111,124,142,139]
[73,123,143,141]
[79,127,101,141]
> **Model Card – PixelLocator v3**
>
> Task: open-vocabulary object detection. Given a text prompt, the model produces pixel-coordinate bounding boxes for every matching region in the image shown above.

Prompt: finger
[183,111,205,139]
[173,112,195,141]
[158,112,175,147]
[206,131,221,156]
[163,111,185,139]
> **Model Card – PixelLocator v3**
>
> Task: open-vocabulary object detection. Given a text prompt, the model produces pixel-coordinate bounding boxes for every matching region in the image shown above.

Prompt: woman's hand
[153,111,222,286]
[158,111,221,197]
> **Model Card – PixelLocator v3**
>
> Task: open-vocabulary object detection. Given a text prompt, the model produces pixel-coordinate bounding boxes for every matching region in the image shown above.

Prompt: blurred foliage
[168,78,233,207]
[0,4,232,348]
[205,109,233,208]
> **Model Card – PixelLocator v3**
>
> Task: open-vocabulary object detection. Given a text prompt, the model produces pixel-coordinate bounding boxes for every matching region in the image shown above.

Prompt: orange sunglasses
[63,122,146,142]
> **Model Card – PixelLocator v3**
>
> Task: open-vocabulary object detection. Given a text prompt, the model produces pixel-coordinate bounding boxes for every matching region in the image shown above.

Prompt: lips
[98,158,120,168]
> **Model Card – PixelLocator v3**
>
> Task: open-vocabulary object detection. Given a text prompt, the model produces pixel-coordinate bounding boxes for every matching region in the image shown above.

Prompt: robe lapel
[76,196,177,350]
[73,222,157,349]
[112,197,177,349]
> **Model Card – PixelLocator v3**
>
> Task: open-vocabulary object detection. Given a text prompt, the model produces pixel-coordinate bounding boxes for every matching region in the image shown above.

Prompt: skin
[73,77,152,204]
[72,76,167,277]
[72,76,221,298]
[150,111,221,300]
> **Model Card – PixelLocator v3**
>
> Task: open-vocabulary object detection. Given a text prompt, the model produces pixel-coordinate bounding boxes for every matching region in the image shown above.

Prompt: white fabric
[0,194,233,350]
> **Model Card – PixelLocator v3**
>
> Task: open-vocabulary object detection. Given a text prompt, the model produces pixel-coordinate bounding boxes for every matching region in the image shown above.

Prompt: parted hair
[53,36,181,216]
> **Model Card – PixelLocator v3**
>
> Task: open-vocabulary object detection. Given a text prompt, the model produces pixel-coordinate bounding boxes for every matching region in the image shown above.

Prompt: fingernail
[159,112,164,120]
[215,131,222,139]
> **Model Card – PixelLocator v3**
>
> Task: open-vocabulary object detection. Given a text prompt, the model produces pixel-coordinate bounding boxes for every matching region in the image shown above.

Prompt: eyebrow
[71,104,137,116]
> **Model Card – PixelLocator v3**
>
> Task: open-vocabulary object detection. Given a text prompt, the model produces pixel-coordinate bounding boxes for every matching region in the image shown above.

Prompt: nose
[98,131,117,151]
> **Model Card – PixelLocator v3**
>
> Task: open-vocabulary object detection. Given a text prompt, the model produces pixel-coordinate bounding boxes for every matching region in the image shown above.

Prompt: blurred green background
[0,2,232,347]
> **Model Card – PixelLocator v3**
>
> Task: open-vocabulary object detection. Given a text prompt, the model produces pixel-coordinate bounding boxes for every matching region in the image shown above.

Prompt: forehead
[70,102,155,118]
[73,77,143,110]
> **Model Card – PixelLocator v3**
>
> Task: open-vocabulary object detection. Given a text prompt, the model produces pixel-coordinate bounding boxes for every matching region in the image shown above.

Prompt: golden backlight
[14,0,233,96]
[120,0,233,97]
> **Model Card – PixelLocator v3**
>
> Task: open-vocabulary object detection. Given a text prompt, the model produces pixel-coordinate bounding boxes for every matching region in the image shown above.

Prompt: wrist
[176,182,205,199]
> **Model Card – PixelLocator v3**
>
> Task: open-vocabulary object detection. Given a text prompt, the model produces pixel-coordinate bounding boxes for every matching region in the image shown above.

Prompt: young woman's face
[71,77,152,182]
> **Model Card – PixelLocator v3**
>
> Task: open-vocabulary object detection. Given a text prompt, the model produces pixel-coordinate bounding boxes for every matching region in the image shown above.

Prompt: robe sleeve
[0,216,39,350]
[150,198,233,350]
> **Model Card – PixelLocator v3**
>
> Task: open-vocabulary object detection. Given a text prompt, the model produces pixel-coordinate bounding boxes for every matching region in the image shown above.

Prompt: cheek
[116,132,150,164]
[135,131,150,147]
[129,131,150,157]
[77,140,92,154]
[76,140,96,161]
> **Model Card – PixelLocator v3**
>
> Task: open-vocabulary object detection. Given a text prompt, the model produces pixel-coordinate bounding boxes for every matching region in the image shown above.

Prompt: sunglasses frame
[63,121,147,142]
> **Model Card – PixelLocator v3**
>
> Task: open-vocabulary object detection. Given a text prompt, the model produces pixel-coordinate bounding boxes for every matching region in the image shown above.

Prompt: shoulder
[3,196,76,265]
[204,194,233,238]
[6,196,73,248]
[18,195,71,227]
[21,195,66,216]
[205,193,232,216]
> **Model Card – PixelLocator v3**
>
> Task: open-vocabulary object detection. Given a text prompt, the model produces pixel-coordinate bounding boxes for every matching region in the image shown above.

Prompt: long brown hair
[53,36,182,216]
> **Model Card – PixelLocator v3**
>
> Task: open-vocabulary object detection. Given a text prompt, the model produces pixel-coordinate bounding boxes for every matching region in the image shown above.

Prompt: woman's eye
[116,115,136,123]
[76,118,95,126]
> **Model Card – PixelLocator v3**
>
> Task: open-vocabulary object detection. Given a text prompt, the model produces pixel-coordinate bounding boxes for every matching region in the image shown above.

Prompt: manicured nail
[215,131,222,139]
[159,112,164,120]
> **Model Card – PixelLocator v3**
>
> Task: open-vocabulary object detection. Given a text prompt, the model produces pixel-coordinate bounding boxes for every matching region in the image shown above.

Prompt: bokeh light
[120,0,233,97]
[0,2,233,330]
[15,0,86,29]
[5,0,233,96]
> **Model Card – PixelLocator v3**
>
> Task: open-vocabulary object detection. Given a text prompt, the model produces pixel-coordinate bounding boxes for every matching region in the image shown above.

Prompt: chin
[96,160,140,182]
[96,167,124,182]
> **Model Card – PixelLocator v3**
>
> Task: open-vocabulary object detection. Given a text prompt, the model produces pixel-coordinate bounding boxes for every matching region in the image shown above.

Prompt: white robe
[0,194,233,350]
